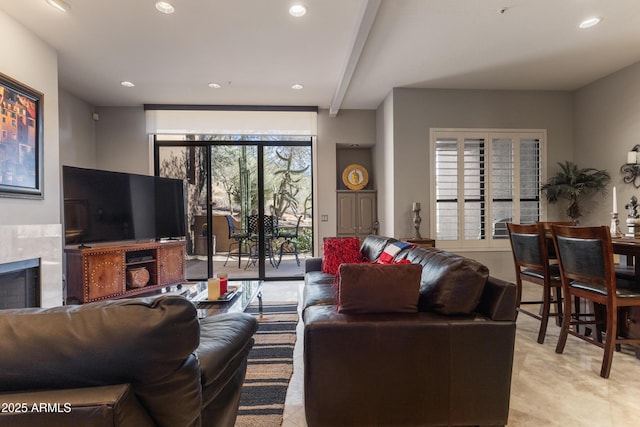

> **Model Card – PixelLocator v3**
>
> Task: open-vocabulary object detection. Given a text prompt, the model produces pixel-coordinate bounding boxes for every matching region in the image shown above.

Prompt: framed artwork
[0,72,44,199]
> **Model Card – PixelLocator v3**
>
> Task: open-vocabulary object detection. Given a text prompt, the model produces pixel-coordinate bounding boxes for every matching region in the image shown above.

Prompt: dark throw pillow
[405,248,489,315]
[337,263,422,314]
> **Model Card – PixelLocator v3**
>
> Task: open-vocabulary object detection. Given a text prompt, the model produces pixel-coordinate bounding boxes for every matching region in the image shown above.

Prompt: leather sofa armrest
[196,313,258,389]
[305,257,323,273]
[196,313,257,427]
[0,385,155,427]
[303,305,515,427]
[0,296,202,427]
[476,276,518,321]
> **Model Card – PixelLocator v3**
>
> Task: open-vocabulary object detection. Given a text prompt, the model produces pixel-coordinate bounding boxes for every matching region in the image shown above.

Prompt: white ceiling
[2,0,640,114]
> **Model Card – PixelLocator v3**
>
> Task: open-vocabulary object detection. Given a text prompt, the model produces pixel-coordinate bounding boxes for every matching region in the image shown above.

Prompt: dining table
[611,236,640,358]
[537,232,640,358]
[612,236,640,276]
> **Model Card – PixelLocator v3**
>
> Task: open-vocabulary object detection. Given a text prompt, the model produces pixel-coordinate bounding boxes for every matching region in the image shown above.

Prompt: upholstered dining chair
[537,221,575,259]
[537,221,578,326]
[507,222,564,344]
[551,224,640,378]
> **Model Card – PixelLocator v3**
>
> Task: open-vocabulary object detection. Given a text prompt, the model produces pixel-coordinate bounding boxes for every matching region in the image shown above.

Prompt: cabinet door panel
[84,252,124,301]
[158,245,185,285]
[357,193,377,236]
[337,193,357,235]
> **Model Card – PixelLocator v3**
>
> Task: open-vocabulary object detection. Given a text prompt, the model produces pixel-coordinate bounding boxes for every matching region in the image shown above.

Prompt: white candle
[613,186,617,214]
[629,152,637,164]
[208,278,220,300]
[412,202,420,211]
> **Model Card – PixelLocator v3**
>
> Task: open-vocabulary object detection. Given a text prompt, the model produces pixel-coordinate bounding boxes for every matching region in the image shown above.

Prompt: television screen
[62,166,186,245]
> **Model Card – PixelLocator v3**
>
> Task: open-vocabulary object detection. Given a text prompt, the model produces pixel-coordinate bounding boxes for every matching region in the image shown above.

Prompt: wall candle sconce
[620,144,640,188]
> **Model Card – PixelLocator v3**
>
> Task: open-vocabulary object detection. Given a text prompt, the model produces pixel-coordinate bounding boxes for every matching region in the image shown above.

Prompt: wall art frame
[0,72,44,199]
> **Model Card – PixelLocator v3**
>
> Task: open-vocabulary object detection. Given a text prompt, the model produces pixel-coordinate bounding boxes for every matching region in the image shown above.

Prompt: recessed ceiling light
[120,81,135,88]
[45,0,70,12]
[579,17,601,29]
[155,2,175,14]
[289,4,307,17]
[291,84,304,90]
[208,82,221,89]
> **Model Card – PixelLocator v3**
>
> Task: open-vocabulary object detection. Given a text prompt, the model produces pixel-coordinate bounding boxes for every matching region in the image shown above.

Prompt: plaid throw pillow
[377,241,414,264]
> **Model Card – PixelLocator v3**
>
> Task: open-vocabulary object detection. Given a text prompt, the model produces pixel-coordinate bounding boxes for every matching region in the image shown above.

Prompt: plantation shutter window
[431,129,545,250]
[435,139,458,241]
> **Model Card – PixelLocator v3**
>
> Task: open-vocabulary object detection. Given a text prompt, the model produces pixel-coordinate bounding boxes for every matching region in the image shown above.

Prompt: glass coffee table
[168,280,263,318]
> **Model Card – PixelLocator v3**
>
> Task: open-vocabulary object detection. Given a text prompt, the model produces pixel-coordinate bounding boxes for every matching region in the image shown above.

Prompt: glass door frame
[154,136,313,282]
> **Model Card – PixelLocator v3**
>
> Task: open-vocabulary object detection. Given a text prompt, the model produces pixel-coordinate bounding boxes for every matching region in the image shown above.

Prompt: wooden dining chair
[507,222,563,344]
[551,224,640,378]
[537,221,578,326]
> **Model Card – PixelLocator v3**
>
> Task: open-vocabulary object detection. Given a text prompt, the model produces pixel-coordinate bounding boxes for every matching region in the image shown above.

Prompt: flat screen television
[62,166,186,246]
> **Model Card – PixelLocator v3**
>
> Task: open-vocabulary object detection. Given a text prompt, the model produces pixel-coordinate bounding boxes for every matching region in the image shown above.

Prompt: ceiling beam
[329,0,382,117]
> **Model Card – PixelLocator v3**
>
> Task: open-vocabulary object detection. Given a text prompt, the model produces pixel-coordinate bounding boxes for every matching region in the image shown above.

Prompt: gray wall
[387,87,575,240]
[59,102,149,175]
[0,10,60,226]
[315,109,376,253]
[59,89,96,169]
[574,61,640,227]
[95,107,149,174]
[374,92,395,237]
[373,88,574,282]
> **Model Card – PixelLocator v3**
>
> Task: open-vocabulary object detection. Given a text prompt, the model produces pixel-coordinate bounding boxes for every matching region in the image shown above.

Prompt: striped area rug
[235,302,299,427]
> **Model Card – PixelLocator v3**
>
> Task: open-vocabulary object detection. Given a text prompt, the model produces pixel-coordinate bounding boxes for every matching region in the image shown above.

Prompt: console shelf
[65,240,185,304]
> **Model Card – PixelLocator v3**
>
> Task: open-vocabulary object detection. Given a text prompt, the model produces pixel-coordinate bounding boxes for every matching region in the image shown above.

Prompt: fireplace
[0,258,41,309]
[0,224,63,308]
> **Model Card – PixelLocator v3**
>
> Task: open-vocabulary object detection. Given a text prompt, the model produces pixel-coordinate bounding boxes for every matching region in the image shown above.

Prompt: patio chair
[276,215,303,267]
[245,214,278,269]
[224,215,249,268]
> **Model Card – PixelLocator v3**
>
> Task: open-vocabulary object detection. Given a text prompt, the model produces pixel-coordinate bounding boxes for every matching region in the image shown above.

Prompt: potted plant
[541,161,611,222]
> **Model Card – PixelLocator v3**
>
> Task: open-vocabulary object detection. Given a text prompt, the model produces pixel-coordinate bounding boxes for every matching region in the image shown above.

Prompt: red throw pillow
[322,237,362,275]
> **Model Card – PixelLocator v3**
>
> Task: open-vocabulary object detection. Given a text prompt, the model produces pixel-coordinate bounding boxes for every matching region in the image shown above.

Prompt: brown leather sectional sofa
[303,235,518,427]
[0,295,257,427]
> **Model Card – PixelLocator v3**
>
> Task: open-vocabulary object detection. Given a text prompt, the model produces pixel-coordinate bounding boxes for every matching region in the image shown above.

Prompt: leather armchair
[0,295,257,427]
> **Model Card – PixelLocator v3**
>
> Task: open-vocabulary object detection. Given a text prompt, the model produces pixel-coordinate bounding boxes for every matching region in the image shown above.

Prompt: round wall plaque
[342,164,369,190]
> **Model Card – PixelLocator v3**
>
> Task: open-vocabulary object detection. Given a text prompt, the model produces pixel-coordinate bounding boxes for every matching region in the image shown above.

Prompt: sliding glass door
[262,145,312,278]
[155,136,312,281]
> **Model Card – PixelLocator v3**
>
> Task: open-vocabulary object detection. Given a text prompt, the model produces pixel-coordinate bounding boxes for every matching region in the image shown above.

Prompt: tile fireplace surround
[0,225,63,308]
